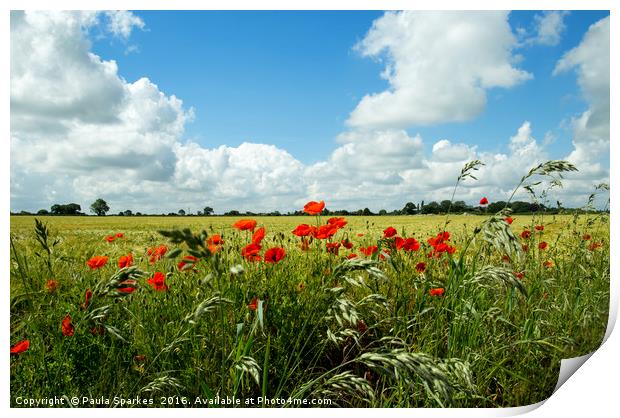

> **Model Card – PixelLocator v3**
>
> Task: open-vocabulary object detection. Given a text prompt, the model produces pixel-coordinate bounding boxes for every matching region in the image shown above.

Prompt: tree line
[10,198,604,217]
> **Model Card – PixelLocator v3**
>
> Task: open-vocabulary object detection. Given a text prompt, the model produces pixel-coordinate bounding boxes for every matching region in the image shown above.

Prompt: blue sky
[88,10,608,163]
[10,10,610,213]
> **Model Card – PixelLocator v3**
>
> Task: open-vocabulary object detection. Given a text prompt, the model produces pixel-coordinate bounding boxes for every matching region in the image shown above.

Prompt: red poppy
[81,288,93,310]
[341,238,354,249]
[522,244,529,252]
[242,243,262,261]
[248,297,259,311]
[292,224,313,237]
[118,279,137,293]
[326,242,341,255]
[62,314,74,337]
[105,235,116,243]
[87,256,109,270]
[147,272,168,291]
[520,230,531,239]
[505,217,513,225]
[357,320,368,333]
[178,255,198,271]
[347,253,358,259]
[118,253,133,268]
[415,262,426,273]
[359,246,378,257]
[582,234,592,241]
[327,217,347,229]
[313,224,339,240]
[207,234,224,246]
[543,260,554,268]
[252,227,266,245]
[383,227,397,238]
[356,233,365,237]
[502,255,511,263]
[588,242,603,251]
[233,219,257,232]
[90,326,106,336]
[429,288,445,297]
[303,200,325,215]
[207,244,221,254]
[515,272,525,280]
[535,225,544,231]
[479,197,489,205]
[147,245,168,264]
[396,237,420,252]
[115,232,124,238]
[264,247,286,263]
[10,339,30,355]
[46,279,58,293]
[538,242,548,250]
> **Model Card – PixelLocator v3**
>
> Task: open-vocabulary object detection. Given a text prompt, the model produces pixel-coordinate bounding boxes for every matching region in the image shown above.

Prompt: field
[9,211,609,407]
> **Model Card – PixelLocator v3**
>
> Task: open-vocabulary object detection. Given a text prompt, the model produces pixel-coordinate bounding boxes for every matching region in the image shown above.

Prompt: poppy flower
[341,239,354,249]
[502,255,511,263]
[543,260,554,268]
[81,288,93,310]
[359,246,378,257]
[90,326,106,336]
[147,272,168,291]
[87,256,109,270]
[327,217,348,229]
[118,279,137,293]
[10,339,30,355]
[415,262,426,273]
[242,243,262,261]
[105,235,116,243]
[62,314,74,337]
[313,224,339,240]
[520,230,532,239]
[356,233,365,237]
[46,279,58,293]
[535,225,544,231]
[588,242,603,251]
[538,242,548,250]
[396,237,420,252]
[347,253,358,259]
[514,272,525,280]
[252,227,266,245]
[248,297,259,311]
[115,232,124,238]
[582,234,592,241]
[264,247,286,263]
[522,244,529,252]
[207,234,224,246]
[233,219,257,232]
[383,227,397,238]
[147,245,168,264]
[292,224,313,237]
[429,288,445,297]
[326,242,341,255]
[303,200,325,215]
[118,253,133,268]
[357,320,368,333]
[479,197,489,205]
[505,217,513,225]
[178,255,198,271]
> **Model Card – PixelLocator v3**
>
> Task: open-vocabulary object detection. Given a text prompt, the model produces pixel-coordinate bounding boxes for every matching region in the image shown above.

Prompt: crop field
[9,202,610,408]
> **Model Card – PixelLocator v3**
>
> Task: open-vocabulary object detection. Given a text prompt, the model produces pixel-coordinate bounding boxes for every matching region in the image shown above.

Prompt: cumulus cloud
[531,11,569,46]
[347,11,532,128]
[104,10,145,39]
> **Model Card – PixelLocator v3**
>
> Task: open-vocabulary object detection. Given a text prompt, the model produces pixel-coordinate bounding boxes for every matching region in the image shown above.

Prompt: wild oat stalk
[94,266,148,297]
[468,265,527,296]
[140,374,184,394]
[312,371,376,405]
[479,208,522,260]
[186,292,233,323]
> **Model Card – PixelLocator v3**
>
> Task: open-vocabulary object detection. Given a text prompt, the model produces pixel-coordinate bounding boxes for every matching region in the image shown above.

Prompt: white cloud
[347,11,532,128]
[532,11,569,46]
[104,10,145,39]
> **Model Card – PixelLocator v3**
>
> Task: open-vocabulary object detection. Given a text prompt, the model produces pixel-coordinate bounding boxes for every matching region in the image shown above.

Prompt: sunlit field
[10,197,609,407]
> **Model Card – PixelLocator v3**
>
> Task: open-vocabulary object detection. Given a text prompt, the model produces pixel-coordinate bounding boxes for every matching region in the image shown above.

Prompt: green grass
[9,212,609,407]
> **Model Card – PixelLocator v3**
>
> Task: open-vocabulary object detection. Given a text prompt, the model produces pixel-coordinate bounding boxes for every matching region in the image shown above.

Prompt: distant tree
[123,210,133,216]
[362,208,373,216]
[225,210,241,216]
[37,209,49,215]
[378,209,387,216]
[178,209,186,216]
[452,201,468,213]
[51,203,82,215]
[118,211,124,216]
[402,202,417,215]
[90,199,110,216]
[487,201,507,213]
[421,201,440,215]
[203,206,214,216]
[135,212,143,216]
[440,200,452,213]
